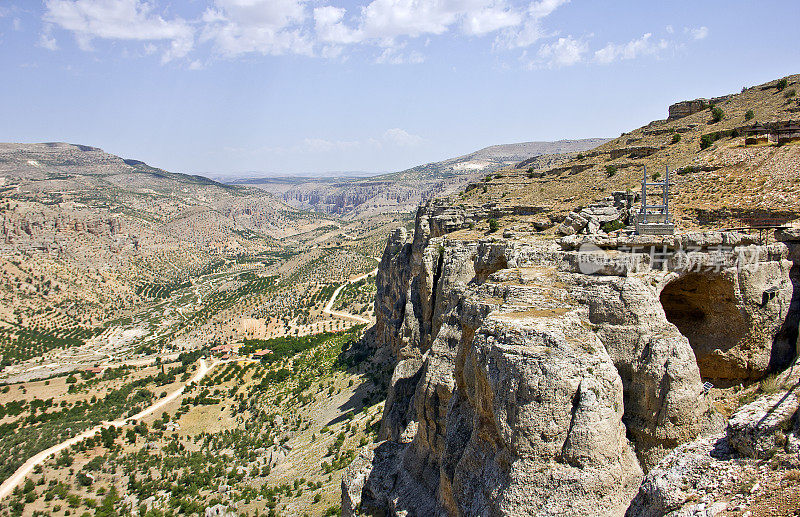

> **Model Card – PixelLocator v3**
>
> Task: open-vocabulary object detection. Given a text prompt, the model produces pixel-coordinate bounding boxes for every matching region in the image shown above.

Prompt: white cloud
[375,45,424,64]
[462,5,521,36]
[534,35,586,67]
[360,0,458,39]
[43,0,193,62]
[497,0,569,49]
[314,6,362,44]
[39,24,59,50]
[201,0,313,57]
[593,32,668,64]
[13,18,21,31]
[383,128,423,145]
[39,32,59,50]
[35,0,702,70]
[686,25,708,40]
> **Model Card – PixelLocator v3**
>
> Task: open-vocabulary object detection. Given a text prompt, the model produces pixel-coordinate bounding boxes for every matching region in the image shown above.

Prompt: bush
[710,105,724,123]
[745,109,754,121]
[487,219,499,233]
[605,165,617,177]
[784,89,797,99]
[671,133,681,144]
[576,153,584,160]
[602,220,626,233]
[777,78,788,91]
[700,133,715,150]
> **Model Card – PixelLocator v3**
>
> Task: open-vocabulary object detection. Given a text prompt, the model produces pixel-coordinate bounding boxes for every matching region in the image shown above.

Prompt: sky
[0,1,798,177]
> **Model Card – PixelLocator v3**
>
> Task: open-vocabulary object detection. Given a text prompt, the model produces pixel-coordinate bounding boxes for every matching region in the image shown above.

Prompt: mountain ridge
[232,138,611,218]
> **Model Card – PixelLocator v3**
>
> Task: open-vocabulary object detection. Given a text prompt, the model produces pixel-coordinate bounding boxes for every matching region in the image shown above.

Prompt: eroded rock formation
[343,200,800,516]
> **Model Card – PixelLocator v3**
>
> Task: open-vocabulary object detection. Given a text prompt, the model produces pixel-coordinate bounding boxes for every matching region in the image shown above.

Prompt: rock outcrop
[556,191,636,236]
[628,381,800,517]
[343,201,800,515]
[667,96,732,120]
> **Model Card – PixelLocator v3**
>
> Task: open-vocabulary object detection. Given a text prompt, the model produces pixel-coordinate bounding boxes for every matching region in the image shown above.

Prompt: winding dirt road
[322,268,378,324]
[0,358,223,501]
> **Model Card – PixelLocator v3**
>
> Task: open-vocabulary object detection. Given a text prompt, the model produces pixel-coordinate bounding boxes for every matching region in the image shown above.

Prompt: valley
[1,73,800,517]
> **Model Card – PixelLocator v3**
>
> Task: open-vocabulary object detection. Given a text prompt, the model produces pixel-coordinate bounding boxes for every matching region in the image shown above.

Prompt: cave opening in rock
[659,272,749,383]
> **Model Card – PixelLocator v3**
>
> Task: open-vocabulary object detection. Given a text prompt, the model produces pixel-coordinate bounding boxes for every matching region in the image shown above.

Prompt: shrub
[745,109,754,121]
[605,165,617,177]
[652,172,661,181]
[710,105,724,123]
[777,78,788,91]
[488,219,499,233]
[700,133,715,150]
[671,133,681,144]
[784,89,797,98]
[576,153,584,160]
[602,220,626,233]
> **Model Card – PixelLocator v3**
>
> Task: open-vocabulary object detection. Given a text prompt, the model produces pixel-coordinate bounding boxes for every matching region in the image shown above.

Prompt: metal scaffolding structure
[635,165,675,235]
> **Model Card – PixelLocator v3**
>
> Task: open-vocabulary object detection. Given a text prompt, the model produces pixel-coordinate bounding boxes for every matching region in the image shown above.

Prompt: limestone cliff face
[344,201,798,516]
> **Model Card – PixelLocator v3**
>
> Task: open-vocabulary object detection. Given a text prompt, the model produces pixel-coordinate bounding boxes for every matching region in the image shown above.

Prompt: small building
[252,349,272,359]
[210,344,234,356]
[743,124,776,145]
[743,120,800,146]
[84,367,105,376]
[777,124,800,144]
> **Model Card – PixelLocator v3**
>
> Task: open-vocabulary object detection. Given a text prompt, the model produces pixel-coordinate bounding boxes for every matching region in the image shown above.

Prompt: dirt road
[322,268,377,324]
[0,358,222,501]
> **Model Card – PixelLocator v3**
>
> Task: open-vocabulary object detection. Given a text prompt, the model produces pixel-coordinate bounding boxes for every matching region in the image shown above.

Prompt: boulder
[727,390,799,459]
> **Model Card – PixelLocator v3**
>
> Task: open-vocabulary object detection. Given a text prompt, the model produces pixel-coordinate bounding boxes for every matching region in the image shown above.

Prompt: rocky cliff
[343,200,800,516]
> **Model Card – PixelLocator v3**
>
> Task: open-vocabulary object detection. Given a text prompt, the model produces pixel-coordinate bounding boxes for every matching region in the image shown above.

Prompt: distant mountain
[232,138,611,218]
[0,142,324,279]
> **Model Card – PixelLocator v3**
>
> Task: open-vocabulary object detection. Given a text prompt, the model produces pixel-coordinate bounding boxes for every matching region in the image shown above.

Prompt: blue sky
[0,1,798,177]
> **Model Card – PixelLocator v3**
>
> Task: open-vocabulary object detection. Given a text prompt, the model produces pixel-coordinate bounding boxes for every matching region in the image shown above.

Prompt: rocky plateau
[342,200,800,516]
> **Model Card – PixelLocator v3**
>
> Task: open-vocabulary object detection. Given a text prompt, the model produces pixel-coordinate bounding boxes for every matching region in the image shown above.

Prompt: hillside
[459,74,800,231]
[236,138,610,218]
[0,137,411,379]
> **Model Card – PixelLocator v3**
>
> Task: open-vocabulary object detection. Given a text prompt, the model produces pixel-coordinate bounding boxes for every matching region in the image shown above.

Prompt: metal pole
[641,165,647,224]
[665,164,670,224]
